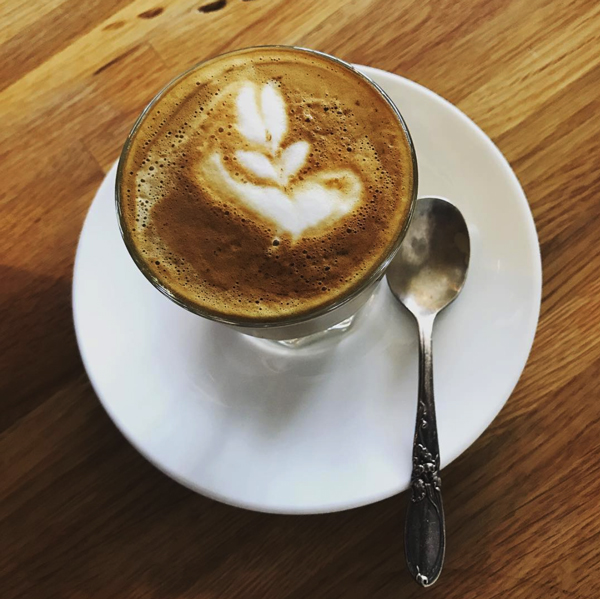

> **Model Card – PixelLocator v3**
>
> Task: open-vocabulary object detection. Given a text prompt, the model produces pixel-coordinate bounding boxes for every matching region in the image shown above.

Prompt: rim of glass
[116,45,418,329]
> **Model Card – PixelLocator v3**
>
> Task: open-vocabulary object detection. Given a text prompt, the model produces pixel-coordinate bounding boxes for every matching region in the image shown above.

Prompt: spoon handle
[405,315,446,587]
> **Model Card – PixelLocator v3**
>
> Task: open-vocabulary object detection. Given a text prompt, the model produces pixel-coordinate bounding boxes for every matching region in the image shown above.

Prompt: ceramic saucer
[73,66,542,514]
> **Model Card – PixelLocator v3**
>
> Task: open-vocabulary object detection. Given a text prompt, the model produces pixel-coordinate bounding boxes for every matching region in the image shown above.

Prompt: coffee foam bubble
[119,47,414,321]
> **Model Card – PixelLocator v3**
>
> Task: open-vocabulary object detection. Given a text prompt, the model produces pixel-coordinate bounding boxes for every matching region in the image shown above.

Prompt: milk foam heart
[205,153,361,238]
[204,82,362,238]
[118,46,415,321]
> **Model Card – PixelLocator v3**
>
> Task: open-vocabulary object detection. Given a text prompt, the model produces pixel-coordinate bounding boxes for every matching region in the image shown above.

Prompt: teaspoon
[387,196,470,587]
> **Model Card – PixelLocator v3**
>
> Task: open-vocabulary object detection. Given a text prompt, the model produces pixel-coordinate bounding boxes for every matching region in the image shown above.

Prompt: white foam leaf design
[236,84,267,146]
[203,80,364,238]
[261,83,287,154]
[280,141,309,181]
[236,150,279,182]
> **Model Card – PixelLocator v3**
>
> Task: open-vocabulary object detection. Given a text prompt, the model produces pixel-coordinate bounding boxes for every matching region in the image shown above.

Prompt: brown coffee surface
[118,47,414,322]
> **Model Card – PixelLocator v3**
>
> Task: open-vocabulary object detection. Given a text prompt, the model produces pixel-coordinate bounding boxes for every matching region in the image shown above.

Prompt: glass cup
[116,46,417,347]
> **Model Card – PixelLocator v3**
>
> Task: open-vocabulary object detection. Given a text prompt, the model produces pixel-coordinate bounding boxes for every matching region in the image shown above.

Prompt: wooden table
[2,1,599,597]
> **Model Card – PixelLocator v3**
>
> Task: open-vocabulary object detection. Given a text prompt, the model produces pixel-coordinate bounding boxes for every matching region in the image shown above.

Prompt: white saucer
[73,66,542,514]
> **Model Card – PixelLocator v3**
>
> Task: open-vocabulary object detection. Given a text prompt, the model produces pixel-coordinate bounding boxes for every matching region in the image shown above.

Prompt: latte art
[202,81,361,238]
[118,47,415,322]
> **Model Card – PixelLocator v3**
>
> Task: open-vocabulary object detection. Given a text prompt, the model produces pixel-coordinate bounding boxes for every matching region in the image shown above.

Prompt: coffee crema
[118,47,415,322]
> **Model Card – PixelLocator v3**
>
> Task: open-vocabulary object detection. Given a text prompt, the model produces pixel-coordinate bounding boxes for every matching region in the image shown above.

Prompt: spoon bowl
[387,197,470,316]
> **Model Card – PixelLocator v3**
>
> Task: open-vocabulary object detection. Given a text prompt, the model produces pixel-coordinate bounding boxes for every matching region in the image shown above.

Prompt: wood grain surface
[2,1,600,597]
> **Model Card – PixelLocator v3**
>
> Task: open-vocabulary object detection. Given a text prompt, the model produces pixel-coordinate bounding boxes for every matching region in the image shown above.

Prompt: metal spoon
[387,197,470,587]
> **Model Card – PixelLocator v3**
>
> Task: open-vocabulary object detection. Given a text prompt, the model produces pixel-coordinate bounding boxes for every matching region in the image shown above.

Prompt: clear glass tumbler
[116,46,417,347]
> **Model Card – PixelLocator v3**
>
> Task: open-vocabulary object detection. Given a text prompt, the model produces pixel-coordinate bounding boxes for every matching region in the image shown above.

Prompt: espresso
[118,47,415,322]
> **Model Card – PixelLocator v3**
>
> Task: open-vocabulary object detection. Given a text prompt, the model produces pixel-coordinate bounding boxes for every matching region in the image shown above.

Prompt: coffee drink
[118,47,415,323]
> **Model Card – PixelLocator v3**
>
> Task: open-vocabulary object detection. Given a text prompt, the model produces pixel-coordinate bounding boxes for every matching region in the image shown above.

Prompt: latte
[118,46,415,322]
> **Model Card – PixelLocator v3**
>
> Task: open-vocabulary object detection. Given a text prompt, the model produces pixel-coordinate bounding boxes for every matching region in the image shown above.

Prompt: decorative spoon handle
[405,315,446,587]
